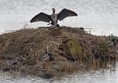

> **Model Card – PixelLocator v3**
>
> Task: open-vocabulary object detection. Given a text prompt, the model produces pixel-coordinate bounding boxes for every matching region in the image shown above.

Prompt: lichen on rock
[62,38,82,60]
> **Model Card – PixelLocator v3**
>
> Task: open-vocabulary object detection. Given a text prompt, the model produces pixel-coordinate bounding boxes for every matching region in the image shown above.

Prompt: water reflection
[82,60,116,71]
[0,60,118,83]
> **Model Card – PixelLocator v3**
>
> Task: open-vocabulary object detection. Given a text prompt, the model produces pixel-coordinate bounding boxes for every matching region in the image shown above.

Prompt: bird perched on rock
[30,8,78,27]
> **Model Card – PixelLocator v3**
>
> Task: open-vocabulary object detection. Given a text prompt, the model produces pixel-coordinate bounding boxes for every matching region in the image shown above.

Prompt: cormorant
[30,8,78,26]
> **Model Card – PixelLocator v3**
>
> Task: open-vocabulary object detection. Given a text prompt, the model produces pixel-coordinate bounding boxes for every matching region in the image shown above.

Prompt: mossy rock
[64,39,82,60]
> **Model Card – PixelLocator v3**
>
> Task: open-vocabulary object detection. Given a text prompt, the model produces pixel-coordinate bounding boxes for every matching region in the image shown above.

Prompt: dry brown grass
[0,26,117,78]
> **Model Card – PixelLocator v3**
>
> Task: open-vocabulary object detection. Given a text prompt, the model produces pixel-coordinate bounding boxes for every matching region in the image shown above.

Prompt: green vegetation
[99,41,108,53]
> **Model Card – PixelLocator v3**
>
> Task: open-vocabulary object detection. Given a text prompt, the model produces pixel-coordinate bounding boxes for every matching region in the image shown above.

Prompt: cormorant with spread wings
[30,8,78,26]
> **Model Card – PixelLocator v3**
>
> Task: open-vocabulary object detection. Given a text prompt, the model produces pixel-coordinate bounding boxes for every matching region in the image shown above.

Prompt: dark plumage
[30,8,78,26]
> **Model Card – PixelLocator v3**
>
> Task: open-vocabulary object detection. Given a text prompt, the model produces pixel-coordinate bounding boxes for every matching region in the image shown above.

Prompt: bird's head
[52,8,55,14]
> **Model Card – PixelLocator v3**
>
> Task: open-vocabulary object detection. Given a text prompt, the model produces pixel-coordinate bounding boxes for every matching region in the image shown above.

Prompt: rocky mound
[0,26,118,79]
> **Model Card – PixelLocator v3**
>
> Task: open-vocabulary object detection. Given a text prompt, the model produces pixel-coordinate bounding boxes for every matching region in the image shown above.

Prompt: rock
[41,73,53,79]
[107,41,114,47]
[62,38,82,60]
[41,53,54,62]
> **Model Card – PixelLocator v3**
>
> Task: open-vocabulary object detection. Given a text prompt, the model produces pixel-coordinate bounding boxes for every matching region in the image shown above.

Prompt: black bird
[30,8,78,26]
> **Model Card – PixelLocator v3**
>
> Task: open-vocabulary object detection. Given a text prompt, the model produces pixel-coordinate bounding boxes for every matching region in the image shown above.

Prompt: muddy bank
[0,26,118,79]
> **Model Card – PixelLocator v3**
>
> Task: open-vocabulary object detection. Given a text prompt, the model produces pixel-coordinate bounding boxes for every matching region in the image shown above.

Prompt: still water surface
[0,61,118,83]
[0,0,118,35]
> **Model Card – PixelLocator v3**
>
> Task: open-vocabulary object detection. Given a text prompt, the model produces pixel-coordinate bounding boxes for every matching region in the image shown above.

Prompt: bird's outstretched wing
[58,8,78,21]
[30,12,51,23]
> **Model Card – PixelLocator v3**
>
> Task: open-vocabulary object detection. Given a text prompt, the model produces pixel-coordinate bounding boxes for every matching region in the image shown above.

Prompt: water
[0,61,118,83]
[0,0,118,35]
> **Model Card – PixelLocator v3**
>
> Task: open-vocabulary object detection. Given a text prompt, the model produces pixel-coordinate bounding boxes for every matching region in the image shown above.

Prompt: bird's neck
[51,9,58,25]
[52,9,55,14]
[52,11,55,15]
